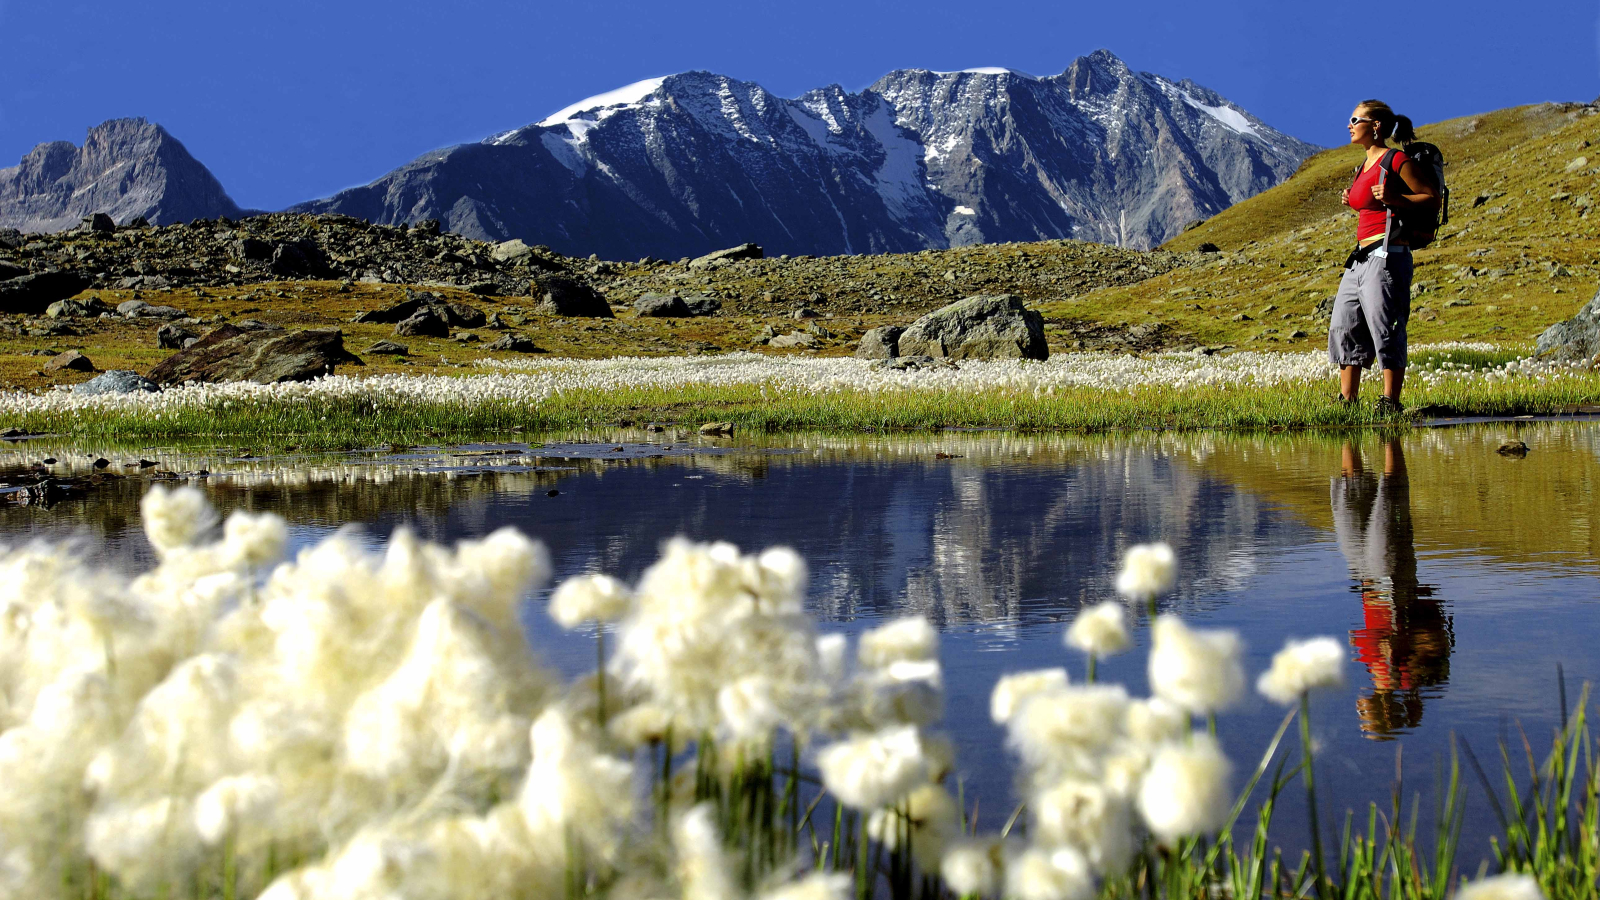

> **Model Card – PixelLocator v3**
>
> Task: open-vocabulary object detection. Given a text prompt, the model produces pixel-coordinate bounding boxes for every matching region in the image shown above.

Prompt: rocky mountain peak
[0,118,245,233]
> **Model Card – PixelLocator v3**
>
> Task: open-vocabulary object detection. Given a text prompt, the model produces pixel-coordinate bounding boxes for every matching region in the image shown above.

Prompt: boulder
[0,270,94,315]
[116,275,172,290]
[45,350,95,372]
[768,332,815,349]
[681,293,721,316]
[79,213,115,233]
[395,307,450,338]
[1534,287,1600,362]
[879,355,944,371]
[896,294,1048,361]
[634,292,692,317]
[270,239,336,278]
[534,275,613,318]
[0,229,23,250]
[855,325,904,360]
[690,243,762,268]
[118,299,189,319]
[352,290,485,327]
[485,333,539,352]
[46,297,114,318]
[73,371,160,395]
[490,239,534,262]
[157,323,200,349]
[365,340,409,355]
[147,323,364,385]
[234,237,273,261]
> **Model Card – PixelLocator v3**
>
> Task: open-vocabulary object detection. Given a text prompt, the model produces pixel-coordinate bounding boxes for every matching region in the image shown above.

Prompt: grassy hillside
[1033,102,1600,349]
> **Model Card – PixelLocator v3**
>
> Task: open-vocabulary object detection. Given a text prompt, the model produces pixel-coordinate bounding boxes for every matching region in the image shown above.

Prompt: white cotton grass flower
[1124,697,1187,746]
[1006,684,1130,773]
[548,573,633,628]
[760,872,851,900]
[990,668,1070,724]
[941,837,1006,896]
[1065,601,1131,657]
[1147,615,1245,715]
[858,616,938,670]
[1032,777,1136,874]
[717,675,783,741]
[674,803,740,900]
[221,510,288,570]
[866,783,961,868]
[1455,873,1547,900]
[1115,542,1176,600]
[1256,636,1346,705]
[193,774,279,845]
[817,725,928,810]
[816,633,849,682]
[1136,731,1232,843]
[142,485,218,556]
[1006,846,1094,900]
[857,659,945,727]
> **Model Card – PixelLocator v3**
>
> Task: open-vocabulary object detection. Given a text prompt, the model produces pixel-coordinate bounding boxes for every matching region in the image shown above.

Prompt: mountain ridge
[291,50,1319,255]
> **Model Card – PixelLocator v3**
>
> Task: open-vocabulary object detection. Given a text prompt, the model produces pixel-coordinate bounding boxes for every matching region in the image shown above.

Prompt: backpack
[1355,144,1449,249]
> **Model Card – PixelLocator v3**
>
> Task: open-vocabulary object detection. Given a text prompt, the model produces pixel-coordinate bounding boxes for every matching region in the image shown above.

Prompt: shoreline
[1,347,1595,446]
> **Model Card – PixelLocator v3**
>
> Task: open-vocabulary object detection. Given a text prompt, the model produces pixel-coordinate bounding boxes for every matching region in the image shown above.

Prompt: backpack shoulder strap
[1379,148,1401,174]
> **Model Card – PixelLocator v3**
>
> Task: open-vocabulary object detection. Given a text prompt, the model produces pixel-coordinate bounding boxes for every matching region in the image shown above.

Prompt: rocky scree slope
[293,50,1316,257]
[0,118,246,233]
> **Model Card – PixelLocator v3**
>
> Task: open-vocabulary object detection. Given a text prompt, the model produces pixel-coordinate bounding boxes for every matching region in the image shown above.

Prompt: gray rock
[44,350,94,372]
[119,299,188,319]
[690,244,763,268]
[485,333,539,352]
[0,270,94,315]
[897,294,1047,361]
[768,332,816,349]
[365,340,409,355]
[879,355,944,370]
[73,370,160,395]
[453,331,481,343]
[46,297,113,318]
[790,307,820,319]
[157,323,199,349]
[534,275,613,317]
[147,323,363,385]
[116,275,172,290]
[490,239,534,262]
[634,292,692,317]
[0,229,22,249]
[681,293,721,316]
[855,325,904,359]
[79,213,115,233]
[1535,288,1600,362]
[395,307,450,338]
[269,239,334,278]
[353,290,486,328]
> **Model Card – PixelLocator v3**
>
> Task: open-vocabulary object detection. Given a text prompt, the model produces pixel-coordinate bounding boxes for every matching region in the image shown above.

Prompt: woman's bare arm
[1371,160,1439,211]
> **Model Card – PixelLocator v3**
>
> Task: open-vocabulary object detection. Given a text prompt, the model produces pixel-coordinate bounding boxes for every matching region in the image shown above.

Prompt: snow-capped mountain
[293,50,1317,255]
[0,118,245,232]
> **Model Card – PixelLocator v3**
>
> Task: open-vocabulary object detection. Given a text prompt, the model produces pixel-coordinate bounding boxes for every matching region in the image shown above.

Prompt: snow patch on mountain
[1180,93,1260,139]
[538,76,667,127]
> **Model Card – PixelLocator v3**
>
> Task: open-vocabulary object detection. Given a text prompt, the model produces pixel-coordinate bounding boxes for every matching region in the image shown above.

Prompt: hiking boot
[1374,396,1404,416]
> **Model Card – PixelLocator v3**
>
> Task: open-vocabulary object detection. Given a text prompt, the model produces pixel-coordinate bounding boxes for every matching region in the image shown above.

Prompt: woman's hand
[1340,188,1350,205]
[1371,178,1402,206]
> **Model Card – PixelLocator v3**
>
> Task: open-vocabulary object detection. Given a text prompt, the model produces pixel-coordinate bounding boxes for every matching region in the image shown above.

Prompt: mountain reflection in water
[1332,439,1450,740]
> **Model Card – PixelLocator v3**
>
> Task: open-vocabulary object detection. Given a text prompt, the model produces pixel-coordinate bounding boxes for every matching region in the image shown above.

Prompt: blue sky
[2,0,1596,211]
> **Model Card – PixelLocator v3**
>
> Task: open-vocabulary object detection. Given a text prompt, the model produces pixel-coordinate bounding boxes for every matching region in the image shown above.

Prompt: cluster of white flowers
[0,485,1392,900]
[1,344,1587,424]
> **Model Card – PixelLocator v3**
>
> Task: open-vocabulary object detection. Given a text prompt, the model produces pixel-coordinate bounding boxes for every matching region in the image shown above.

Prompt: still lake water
[2,422,1597,859]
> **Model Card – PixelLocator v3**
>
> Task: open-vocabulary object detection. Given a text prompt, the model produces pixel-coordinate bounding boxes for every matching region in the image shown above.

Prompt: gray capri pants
[1328,248,1412,370]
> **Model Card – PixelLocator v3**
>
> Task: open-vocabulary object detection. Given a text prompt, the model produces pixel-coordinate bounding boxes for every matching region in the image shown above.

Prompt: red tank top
[1348,150,1410,242]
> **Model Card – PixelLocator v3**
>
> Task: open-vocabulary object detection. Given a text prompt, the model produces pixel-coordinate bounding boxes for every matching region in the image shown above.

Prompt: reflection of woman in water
[1331,439,1452,739]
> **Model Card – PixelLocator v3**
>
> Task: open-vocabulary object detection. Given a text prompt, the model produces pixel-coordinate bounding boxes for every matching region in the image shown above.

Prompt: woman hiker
[1333,100,1440,413]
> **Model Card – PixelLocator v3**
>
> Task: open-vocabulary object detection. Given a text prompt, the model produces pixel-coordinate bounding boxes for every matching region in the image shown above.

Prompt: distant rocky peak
[0,117,244,233]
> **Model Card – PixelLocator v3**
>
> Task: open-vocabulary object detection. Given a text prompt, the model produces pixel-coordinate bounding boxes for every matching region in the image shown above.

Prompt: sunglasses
[1350,116,1377,125]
